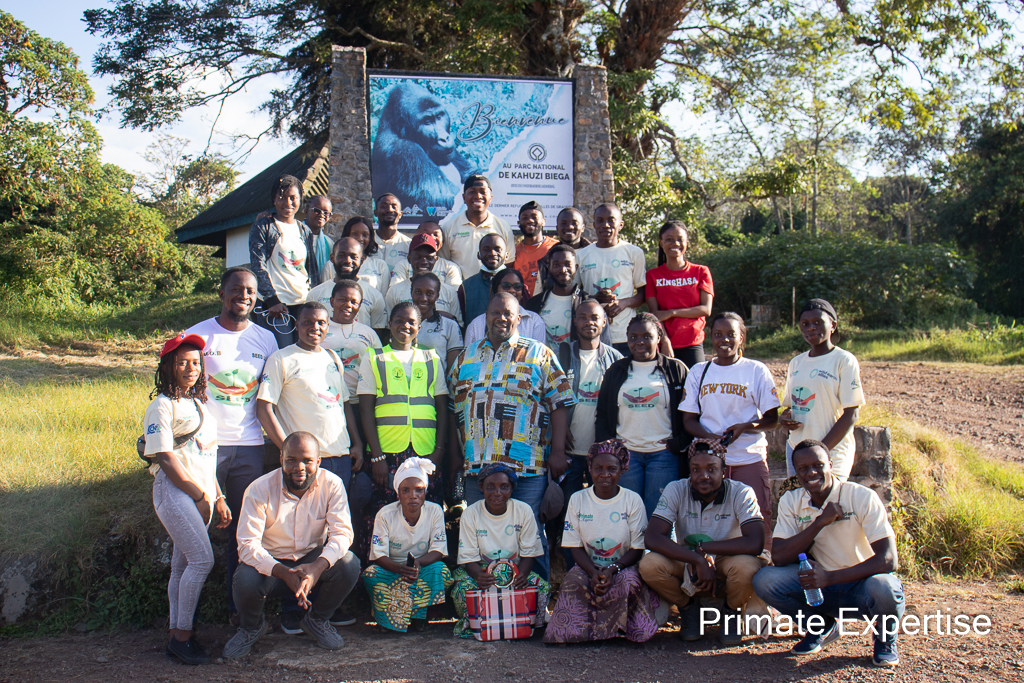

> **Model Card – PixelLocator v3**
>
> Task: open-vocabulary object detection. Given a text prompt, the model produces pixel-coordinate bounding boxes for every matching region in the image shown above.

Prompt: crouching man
[224,432,362,658]
[752,439,904,667]
[639,441,765,645]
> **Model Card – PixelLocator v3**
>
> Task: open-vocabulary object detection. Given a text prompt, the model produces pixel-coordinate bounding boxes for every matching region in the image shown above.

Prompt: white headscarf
[393,456,436,492]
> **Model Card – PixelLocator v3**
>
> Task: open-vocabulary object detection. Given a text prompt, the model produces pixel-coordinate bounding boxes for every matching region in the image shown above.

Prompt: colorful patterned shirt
[448,333,576,475]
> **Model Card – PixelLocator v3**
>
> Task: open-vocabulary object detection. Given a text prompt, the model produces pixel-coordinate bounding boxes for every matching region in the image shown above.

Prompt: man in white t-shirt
[384,233,463,325]
[307,238,388,337]
[439,175,515,279]
[753,440,904,668]
[392,221,464,287]
[640,446,765,645]
[576,204,646,354]
[257,302,362,493]
[374,193,412,273]
[185,266,278,617]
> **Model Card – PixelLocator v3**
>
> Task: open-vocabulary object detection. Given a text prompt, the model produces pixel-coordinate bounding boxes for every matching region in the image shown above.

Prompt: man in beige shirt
[439,175,515,279]
[224,432,361,658]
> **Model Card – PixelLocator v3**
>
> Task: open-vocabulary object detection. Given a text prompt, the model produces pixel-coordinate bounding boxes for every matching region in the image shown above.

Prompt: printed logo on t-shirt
[316,385,343,408]
[277,250,303,270]
[371,534,384,547]
[586,538,624,566]
[504,524,522,536]
[791,386,816,416]
[208,368,259,405]
[595,277,621,294]
[809,368,838,381]
[334,347,360,371]
[654,276,698,287]
[578,381,600,405]
[146,423,161,434]
[622,387,660,411]
[390,367,406,380]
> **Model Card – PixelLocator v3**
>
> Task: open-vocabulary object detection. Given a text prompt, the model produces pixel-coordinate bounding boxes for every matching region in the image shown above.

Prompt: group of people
[140,172,903,669]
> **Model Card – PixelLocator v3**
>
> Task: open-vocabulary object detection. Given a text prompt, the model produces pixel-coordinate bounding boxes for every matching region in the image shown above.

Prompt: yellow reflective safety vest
[368,345,440,455]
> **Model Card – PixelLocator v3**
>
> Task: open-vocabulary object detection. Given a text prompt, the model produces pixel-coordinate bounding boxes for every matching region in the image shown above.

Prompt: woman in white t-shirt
[363,457,451,632]
[142,333,230,665]
[679,312,780,553]
[451,463,550,637]
[544,440,661,644]
[780,299,865,481]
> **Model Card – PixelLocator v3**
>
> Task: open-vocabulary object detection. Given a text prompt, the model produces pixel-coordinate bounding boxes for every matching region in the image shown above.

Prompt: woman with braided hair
[141,333,230,664]
[543,439,661,644]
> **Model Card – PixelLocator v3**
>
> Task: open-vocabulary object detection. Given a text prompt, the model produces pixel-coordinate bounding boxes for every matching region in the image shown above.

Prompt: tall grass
[0,364,159,583]
[746,323,1024,365]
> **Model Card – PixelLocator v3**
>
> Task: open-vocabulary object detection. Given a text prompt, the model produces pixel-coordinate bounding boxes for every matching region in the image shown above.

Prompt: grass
[745,323,1024,365]
[0,290,220,350]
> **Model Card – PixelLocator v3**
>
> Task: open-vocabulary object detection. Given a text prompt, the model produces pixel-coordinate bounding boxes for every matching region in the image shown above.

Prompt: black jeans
[673,343,706,369]
[232,548,361,630]
[216,444,267,614]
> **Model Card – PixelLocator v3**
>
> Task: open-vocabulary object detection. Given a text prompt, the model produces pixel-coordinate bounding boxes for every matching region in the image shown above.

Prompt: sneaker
[279,610,305,635]
[222,617,269,659]
[409,618,429,632]
[329,609,357,627]
[300,612,345,650]
[166,636,210,665]
[791,618,840,656]
[719,608,745,647]
[872,639,900,667]
[678,603,701,642]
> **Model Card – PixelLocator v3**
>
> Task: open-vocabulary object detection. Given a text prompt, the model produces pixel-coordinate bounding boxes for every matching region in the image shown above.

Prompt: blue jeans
[466,472,549,581]
[618,448,678,521]
[216,444,266,615]
[753,564,905,642]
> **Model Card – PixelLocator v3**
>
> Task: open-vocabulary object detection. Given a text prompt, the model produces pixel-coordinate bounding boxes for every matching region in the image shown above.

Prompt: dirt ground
[2,350,1023,681]
[2,579,1023,683]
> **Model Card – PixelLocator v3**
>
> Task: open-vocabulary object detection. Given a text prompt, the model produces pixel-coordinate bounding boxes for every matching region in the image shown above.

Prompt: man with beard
[640,444,766,645]
[457,232,507,325]
[373,193,412,273]
[448,293,576,580]
[224,432,362,657]
[513,201,558,297]
[556,207,592,250]
[184,267,278,619]
[440,175,515,279]
[307,238,388,341]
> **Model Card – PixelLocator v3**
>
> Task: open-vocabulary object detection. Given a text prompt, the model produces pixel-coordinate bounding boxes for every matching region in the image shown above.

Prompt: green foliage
[696,232,976,327]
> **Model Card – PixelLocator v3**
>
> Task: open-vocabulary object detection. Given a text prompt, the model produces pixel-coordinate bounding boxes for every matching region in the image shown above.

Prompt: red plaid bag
[464,586,539,641]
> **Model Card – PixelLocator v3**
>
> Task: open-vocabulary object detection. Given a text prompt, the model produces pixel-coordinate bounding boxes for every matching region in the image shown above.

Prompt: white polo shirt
[439,209,515,279]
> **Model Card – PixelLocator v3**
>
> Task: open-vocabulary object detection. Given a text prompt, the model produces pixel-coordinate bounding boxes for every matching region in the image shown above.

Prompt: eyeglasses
[309,208,332,217]
[499,282,524,291]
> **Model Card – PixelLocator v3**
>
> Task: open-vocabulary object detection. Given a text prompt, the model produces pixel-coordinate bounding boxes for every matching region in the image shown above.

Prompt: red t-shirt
[514,236,559,297]
[646,262,715,348]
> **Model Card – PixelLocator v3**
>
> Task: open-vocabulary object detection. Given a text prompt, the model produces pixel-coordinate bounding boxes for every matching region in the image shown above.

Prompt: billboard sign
[368,72,574,227]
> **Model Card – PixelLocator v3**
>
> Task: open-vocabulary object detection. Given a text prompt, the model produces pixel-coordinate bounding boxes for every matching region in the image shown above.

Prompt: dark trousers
[255,302,301,347]
[233,548,362,630]
[673,344,706,369]
[216,444,266,614]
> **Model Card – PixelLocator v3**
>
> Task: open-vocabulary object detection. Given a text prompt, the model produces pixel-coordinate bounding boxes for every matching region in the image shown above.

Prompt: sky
[3,1,296,185]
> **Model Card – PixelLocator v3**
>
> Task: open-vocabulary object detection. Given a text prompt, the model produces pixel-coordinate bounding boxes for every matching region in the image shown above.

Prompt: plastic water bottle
[798,553,824,606]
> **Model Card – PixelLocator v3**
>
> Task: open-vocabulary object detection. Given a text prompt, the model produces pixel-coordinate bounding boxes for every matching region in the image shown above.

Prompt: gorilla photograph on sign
[368,73,574,226]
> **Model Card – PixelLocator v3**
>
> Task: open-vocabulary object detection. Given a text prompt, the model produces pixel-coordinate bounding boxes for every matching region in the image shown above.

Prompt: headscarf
[393,456,435,492]
[687,437,728,462]
[800,298,838,323]
[587,439,630,471]
[477,462,519,489]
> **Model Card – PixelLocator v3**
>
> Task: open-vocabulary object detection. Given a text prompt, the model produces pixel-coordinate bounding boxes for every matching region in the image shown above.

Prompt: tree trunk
[771,196,784,233]
[811,160,819,237]
[520,1,587,77]
[903,171,912,246]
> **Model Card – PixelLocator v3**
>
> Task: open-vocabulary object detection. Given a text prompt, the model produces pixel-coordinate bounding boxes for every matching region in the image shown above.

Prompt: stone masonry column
[572,65,615,231]
[328,46,373,239]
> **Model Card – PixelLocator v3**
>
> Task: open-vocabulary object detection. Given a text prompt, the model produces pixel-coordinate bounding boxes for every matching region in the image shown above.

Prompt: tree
[138,135,237,229]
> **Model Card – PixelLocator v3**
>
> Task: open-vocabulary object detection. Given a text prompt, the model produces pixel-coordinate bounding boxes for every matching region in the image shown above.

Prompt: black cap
[464,174,490,191]
[519,200,543,215]
[800,298,838,322]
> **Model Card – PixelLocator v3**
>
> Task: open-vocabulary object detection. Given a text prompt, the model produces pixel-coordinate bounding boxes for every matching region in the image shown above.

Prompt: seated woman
[544,440,660,644]
[363,457,452,632]
[451,463,551,638]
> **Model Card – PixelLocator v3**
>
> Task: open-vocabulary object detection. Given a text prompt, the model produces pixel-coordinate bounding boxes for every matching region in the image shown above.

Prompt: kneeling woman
[451,463,551,637]
[363,457,452,632]
[143,333,230,664]
[544,440,660,644]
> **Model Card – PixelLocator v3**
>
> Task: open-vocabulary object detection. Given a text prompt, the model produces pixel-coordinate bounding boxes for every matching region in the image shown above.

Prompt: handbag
[464,585,539,641]
[136,398,204,466]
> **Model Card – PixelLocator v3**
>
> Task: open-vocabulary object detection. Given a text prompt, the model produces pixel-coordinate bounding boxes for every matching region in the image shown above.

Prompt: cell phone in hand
[406,553,416,567]
[720,431,734,447]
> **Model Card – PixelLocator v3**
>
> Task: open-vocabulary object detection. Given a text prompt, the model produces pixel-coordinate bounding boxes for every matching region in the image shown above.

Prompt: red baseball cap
[409,233,439,252]
[160,332,206,357]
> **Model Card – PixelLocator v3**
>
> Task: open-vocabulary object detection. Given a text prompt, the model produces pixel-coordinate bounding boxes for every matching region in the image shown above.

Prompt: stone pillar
[572,65,615,233]
[328,46,373,239]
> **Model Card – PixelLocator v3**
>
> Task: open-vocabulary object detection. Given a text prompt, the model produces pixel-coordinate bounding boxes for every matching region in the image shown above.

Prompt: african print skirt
[450,566,551,638]
[362,561,453,632]
[543,565,660,643]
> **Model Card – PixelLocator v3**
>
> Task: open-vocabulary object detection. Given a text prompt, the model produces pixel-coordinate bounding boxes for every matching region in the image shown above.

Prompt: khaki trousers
[638,551,764,611]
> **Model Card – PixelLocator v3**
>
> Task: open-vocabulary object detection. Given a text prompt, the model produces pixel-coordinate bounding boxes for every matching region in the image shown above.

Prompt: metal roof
[176,135,331,247]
